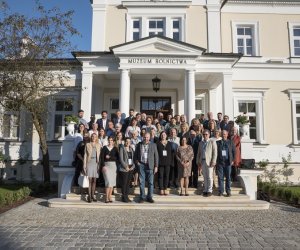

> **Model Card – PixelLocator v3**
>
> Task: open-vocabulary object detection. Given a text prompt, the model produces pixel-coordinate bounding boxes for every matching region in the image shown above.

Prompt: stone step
[71,186,245,196]
[48,198,269,210]
[66,193,251,202]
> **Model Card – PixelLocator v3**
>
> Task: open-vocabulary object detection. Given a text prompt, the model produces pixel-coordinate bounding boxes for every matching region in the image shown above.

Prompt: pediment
[110,36,206,57]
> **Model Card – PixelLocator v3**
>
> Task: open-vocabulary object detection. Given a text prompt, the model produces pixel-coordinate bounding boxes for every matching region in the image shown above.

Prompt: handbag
[78,174,89,188]
[241,159,255,169]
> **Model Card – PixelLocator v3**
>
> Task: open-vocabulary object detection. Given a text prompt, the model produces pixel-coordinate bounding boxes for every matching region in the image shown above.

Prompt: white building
[1,0,300,182]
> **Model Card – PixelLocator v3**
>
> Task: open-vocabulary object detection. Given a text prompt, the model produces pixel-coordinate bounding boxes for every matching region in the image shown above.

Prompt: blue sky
[2,0,92,57]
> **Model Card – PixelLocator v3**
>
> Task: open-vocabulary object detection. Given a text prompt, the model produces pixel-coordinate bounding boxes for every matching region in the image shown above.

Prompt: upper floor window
[232,22,259,56]
[172,19,180,41]
[128,16,184,42]
[148,19,165,36]
[289,23,300,57]
[132,19,141,41]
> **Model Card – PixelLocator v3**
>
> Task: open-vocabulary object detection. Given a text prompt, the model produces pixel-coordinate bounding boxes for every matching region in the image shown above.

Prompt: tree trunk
[31,112,50,183]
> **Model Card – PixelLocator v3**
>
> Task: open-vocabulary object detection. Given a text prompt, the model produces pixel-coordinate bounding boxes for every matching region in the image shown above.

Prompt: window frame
[233,89,268,143]
[232,21,260,56]
[287,89,300,144]
[126,14,185,42]
[0,110,20,140]
[47,94,78,141]
[288,22,300,57]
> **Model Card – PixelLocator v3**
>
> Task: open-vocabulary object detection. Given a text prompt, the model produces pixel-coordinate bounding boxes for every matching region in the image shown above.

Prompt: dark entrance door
[140,96,172,119]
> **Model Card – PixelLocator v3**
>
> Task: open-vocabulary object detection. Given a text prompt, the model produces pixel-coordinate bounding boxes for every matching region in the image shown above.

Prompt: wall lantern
[152,75,161,92]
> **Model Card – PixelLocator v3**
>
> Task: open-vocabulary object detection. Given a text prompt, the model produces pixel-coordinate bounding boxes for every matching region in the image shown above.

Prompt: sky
[1,0,92,57]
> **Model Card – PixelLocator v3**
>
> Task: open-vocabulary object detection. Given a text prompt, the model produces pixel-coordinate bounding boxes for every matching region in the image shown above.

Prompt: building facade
[1,0,300,182]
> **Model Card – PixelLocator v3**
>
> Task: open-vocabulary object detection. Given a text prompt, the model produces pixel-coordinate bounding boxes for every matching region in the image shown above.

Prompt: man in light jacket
[196,129,217,197]
[134,132,159,203]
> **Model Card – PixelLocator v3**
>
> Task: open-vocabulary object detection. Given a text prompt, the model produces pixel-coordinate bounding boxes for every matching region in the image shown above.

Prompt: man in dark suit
[134,132,159,203]
[216,130,235,197]
[96,110,110,132]
[188,129,202,188]
[122,108,135,133]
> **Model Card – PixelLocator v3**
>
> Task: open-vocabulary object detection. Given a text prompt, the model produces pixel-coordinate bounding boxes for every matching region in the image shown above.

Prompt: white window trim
[47,93,78,141]
[195,93,206,117]
[288,22,300,57]
[232,21,260,56]
[233,88,268,144]
[126,13,185,42]
[287,89,300,144]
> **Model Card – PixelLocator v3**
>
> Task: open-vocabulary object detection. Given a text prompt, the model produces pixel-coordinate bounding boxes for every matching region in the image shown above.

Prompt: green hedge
[0,186,31,207]
[258,182,300,205]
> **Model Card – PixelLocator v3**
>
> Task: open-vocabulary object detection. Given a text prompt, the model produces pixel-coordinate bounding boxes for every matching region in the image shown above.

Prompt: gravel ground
[0,198,299,249]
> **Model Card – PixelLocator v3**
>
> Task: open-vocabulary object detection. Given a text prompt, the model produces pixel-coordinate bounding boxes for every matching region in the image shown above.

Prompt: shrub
[275,187,285,199]
[290,190,300,205]
[269,186,277,196]
[258,182,264,189]
[262,183,272,193]
[283,189,292,201]
[0,185,32,207]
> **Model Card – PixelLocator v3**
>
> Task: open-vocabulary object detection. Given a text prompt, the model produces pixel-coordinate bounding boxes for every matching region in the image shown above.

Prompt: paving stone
[0,198,300,249]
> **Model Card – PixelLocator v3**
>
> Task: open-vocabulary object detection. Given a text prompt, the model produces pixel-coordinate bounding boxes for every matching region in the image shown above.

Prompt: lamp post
[152,75,161,92]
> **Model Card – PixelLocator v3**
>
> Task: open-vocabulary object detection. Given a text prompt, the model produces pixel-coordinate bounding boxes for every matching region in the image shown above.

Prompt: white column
[120,69,130,117]
[185,70,196,123]
[209,88,217,115]
[206,0,221,52]
[222,72,234,119]
[80,72,93,121]
[91,1,107,51]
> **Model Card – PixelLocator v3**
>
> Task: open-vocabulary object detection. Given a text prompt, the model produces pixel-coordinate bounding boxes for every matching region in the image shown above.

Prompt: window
[53,99,74,139]
[148,19,164,36]
[132,19,141,41]
[172,19,180,41]
[110,98,119,110]
[238,101,257,140]
[289,23,300,57]
[0,111,19,139]
[127,16,184,42]
[296,102,300,141]
[233,89,267,143]
[195,95,206,119]
[232,22,259,56]
[288,90,300,144]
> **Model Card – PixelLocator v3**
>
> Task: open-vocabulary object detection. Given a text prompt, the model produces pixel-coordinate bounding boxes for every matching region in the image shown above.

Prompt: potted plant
[64,115,79,137]
[64,115,79,124]
[234,113,250,139]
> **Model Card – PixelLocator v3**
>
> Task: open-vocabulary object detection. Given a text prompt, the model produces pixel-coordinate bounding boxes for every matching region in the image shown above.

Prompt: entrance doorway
[140,96,172,119]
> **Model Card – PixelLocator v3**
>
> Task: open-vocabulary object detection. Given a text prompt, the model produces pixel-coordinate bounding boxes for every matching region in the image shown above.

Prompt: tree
[0,1,79,182]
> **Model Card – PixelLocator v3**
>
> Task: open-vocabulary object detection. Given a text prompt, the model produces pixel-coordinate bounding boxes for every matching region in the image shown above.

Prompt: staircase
[48,177,269,210]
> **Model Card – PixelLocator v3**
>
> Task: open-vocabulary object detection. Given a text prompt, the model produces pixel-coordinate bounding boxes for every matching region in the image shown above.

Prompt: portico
[74,36,240,121]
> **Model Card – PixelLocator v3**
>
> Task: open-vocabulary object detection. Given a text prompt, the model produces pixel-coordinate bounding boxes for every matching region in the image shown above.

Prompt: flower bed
[258,182,300,205]
[0,185,32,207]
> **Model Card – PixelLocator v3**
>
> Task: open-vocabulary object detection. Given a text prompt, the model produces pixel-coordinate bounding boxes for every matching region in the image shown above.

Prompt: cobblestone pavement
[0,198,299,250]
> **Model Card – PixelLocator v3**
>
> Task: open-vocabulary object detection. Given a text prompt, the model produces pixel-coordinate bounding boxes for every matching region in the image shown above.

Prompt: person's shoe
[147,197,155,203]
[185,193,189,196]
[226,192,231,197]
[92,196,97,202]
[138,198,144,203]
[127,197,132,202]
[207,192,212,197]
[203,192,208,197]
[218,192,223,196]
[122,197,128,203]
[105,200,109,203]
[87,196,92,203]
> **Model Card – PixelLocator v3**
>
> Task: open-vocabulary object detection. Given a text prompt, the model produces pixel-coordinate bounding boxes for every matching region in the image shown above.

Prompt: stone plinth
[53,167,75,198]
[239,169,264,200]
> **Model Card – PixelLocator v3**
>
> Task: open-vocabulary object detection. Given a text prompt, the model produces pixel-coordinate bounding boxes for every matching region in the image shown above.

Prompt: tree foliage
[0,1,80,182]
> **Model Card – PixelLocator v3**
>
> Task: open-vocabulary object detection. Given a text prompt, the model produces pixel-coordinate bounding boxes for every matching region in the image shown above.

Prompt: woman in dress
[157,131,172,195]
[125,118,141,138]
[176,137,194,196]
[83,133,101,203]
[101,136,119,203]
[119,137,135,202]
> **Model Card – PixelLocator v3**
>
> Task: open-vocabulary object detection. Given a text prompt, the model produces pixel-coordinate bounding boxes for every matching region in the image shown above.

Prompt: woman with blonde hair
[178,122,189,139]
[83,133,101,203]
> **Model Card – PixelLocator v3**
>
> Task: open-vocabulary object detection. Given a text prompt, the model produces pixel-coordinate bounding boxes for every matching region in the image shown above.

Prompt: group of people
[73,109,241,203]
